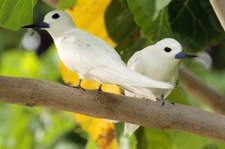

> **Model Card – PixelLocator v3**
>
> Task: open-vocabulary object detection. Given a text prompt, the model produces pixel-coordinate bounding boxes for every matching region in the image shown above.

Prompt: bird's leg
[98,84,103,94]
[75,79,86,91]
[156,94,175,106]
[65,79,86,91]
[74,79,82,88]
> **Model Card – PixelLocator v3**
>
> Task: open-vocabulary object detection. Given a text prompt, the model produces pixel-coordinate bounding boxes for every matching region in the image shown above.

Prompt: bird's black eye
[164,47,171,52]
[52,13,60,19]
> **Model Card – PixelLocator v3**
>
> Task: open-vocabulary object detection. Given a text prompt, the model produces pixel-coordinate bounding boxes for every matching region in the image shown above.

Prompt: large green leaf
[141,128,225,149]
[136,0,172,20]
[127,0,225,51]
[170,130,225,149]
[135,128,148,149]
[169,0,225,52]
[0,0,37,31]
[144,128,173,149]
[105,0,142,61]
[105,0,137,43]
[127,0,173,41]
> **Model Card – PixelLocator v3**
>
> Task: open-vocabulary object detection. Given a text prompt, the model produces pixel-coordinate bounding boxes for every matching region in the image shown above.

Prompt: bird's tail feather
[89,67,173,89]
[121,85,156,100]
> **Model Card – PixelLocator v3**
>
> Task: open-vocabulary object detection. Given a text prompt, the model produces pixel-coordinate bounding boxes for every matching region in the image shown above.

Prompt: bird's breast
[55,40,90,77]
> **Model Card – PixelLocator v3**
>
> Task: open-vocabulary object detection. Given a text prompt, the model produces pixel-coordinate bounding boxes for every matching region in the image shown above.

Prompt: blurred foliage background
[1,0,225,148]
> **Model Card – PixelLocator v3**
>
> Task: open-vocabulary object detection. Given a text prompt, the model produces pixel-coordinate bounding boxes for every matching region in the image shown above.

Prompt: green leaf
[105,0,142,61]
[0,0,37,31]
[136,0,172,20]
[0,28,23,51]
[144,128,173,149]
[168,0,225,51]
[105,0,137,43]
[137,128,225,149]
[135,128,148,149]
[169,131,212,149]
[127,0,173,41]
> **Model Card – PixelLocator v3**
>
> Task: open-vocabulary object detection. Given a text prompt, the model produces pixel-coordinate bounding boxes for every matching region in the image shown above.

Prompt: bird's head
[22,10,75,38]
[154,38,197,63]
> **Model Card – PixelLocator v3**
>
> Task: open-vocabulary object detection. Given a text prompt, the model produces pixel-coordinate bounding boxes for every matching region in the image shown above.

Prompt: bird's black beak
[21,22,49,29]
[175,52,197,59]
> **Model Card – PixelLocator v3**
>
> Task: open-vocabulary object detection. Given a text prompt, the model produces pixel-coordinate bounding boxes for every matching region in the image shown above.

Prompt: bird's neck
[46,26,75,39]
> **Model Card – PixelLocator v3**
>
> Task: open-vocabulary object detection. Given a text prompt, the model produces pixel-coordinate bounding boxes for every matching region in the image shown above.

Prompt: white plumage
[124,38,189,136]
[24,10,173,100]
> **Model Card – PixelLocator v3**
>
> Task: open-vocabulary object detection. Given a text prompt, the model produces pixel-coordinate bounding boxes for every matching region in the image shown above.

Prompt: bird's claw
[64,81,86,91]
[156,94,175,106]
[98,84,102,94]
[74,85,86,91]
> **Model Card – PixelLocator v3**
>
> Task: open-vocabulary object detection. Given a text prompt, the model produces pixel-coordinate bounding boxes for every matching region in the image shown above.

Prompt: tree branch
[0,76,225,143]
[210,0,225,31]
[179,67,225,115]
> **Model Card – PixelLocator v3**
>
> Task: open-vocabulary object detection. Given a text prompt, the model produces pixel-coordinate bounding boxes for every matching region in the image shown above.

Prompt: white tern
[22,10,173,99]
[124,38,196,136]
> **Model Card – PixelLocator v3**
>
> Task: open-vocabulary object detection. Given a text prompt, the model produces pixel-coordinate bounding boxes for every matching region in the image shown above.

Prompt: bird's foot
[64,82,86,91]
[156,94,175,106]
[98,84,103,94]
[73,85,86,91]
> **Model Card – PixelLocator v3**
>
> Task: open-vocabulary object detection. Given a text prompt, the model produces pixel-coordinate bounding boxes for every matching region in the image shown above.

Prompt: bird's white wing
[56,28,125,77]
[127,46,150,72]
[72,29,124,64]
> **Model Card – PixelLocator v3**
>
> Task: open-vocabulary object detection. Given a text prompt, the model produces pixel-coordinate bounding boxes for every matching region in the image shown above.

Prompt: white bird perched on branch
[124,38,197,136]
[22,10,173,99]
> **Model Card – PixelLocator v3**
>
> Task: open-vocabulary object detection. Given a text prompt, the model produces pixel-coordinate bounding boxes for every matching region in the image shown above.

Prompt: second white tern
[124,38,196,136]
[22,10,174,99]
